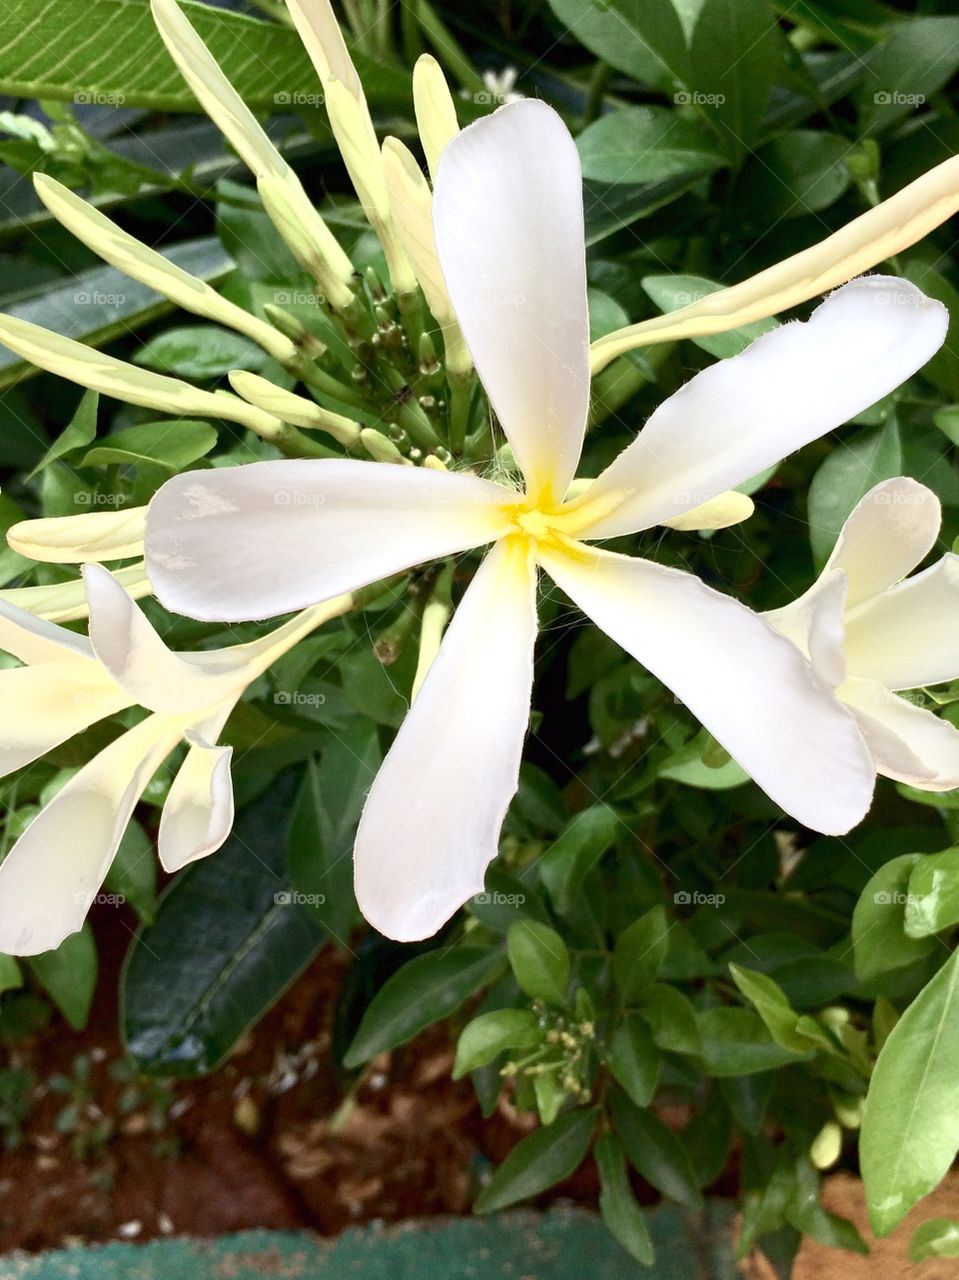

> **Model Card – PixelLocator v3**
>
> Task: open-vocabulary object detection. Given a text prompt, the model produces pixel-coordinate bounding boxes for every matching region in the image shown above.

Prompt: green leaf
[609,1089,703,1209]
[474,1108,596,1214]
[909,1218,959,1262]
[862,948,959,1235]
[640,983,701,1055]
[577,106,724,186]
[697,1007,811,1075]
[453,1009,542,1079]
[538,804,620,914]
[122,770,326,1076]
[506,920,571,1006]
[28,388,98,478]
[595,1131,655,1266]
[27,925,97,1031]
[905,848,959,938]
[104,819,157,925]
[0,953,22,996]
[613,907,669,1003]
[689,0,783,160]
[807,419,902,568]
[287,725,381,942]
[80,419,217,472]
[852,854,938,981]
[0,0,410,112]
[344,947,506,1069]
[133,325,266,381]
[737,130,852,219]
[856,18,959,135]
[608,1014,661,1108]
[0,237,234,389]
[902,263,959,400]
[641,274,778,358]
[547,0,691,92]
[729,964,829,1055]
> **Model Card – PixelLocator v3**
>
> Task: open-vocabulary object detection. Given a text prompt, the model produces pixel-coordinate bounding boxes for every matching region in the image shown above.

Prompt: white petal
[0,663,129,779]
[83,565,249,713]
[765,569,848,689]
[661,490,754,532]
[146,459,514,622]
[845,553,959,690]
[819,477,941,609]
[8,505,147,563]
[539,544,874,835]
[354,538,537,940]
[573,278,947,539]
[840,677,959,790]
[0,597,94,665]
[433,101,589,502]
[158,734,235,872]
[0,716,180,955]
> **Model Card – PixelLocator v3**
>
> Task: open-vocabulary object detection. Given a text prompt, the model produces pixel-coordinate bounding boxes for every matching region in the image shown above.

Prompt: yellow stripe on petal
[8,506,147,563]
[590,152,959,373]
[34,175,297,364]
[151,0,354,308]
[413,55,459,182]
[661,490,755,532]
[0,313,283,436]
[0,563,150,623]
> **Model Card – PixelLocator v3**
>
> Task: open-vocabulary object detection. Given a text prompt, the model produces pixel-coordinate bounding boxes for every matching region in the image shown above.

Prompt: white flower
[145,100,947,941]
[0,566,351,954]
[767,477,959,791]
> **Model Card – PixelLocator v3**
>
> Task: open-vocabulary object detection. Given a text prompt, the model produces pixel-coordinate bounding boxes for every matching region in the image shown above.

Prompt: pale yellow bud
[662,490,755,532]
[228,370,361,447]
[0,562,150,623]
[8,506,148,563]
[256,175,355,310]
[810,1121,843,1170]
[360,428,410,465]
[413,55,459,181]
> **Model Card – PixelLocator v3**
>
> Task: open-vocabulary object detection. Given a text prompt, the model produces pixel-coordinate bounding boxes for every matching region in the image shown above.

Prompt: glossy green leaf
[133,325,266,381]
[577,106,724,186]
[104,819,157,925]
[507,920,571,1006]
[28,388,98,478]
[344,947,506,1069]
[640,983,702,1055]
[856,18,959,135]
[905,848,959,938]
[538,804,620,914]
[453,1009,541,1079]
[474,1108,596,1214]
[697,1007,811,1075]
[729,964,830,1055]
[122,770,326,1076]
[0,953,22,996]
[909,1218,959,1262]
[595,1131,655,1266]
[852,854,937,981]
[27,924,97,1031]
[610,1089,703,1210]
[80,419,217,472]
[547,0,691,91]
[862,949,959,1235]
[689,0,783,159]
[613,907,669,1004]
[608,1014,661,1107]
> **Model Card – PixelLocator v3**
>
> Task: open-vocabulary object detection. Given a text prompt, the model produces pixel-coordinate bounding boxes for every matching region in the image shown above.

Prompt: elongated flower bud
[8,506,148,563]
[151,0,354,308]
[412,55,459,181]
[591,150,959,372]
[360,427,410,464]
[33,175,298,364]
[0,563,150,623]
[0,313,283,437]
[382,138,471,377]
[228,370,361,447]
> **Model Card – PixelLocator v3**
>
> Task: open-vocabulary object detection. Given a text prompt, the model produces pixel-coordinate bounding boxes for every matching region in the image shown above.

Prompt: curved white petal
[0,715,181,955]
[354,538,537,941]
[820,477,941,609]
[574,278,948,539]
[158,734,235,872]
[433,101,589,502]
[765,569,848,689]
[146,459,514,622]
[841,677,959,790]
[845,553,959,691]
[7,505,147,563]
[0,598,94,665]
[539,544,874,834]
[84,565,247,713]
[0,663,129,779]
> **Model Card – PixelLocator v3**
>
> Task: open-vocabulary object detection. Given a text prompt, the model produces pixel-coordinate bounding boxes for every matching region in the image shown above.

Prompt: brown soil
[1,904,957,1274]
